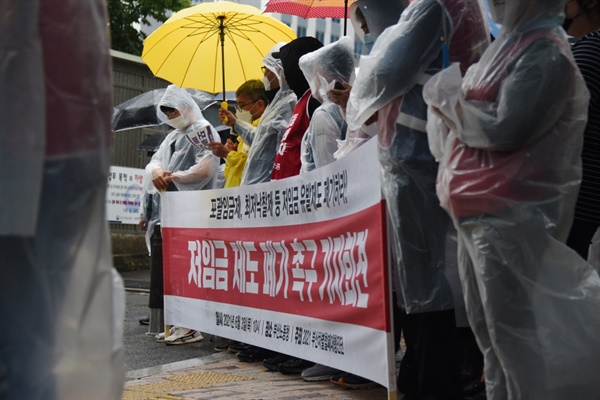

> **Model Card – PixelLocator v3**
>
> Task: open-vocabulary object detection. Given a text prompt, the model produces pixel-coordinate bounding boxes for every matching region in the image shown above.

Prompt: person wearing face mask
[564,0,600,261]
[144,85,220,345]
[298,37,354,173]
[208,79,268,188]
[219,42,296,186]
[345,1,489,399]
[423,1,600,399]
[271,36,324,180]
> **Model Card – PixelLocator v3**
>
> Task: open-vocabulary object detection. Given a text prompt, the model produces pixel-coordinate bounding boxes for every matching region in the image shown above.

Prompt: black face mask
[562,17,574,31]
[562,9,584,32]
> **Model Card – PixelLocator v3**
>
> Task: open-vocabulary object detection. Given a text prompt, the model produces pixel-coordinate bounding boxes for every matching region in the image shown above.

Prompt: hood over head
[350,0,408,43]
[488,0,567,31]
[157,85,204,129]
[262,41,288,89]
[273,36,324,98]
[299,36,355,103]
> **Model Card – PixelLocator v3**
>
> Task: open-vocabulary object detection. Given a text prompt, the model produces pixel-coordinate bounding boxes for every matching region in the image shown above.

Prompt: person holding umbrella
[208,79,269,188]
[144,85,220,345]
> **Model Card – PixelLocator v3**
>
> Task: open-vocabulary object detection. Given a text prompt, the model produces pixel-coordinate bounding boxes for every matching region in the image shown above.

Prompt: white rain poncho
[423,1,600,399]
[347,0,489,314]
[299,37,354,173]
[236,43,297,185]
[144,85,219,252]
[334,0,407,160]
[0,1,124,398]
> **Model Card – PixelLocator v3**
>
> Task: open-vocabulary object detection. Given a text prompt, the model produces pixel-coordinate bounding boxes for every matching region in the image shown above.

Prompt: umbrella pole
[218,16,226,102]
[343,0,348,36]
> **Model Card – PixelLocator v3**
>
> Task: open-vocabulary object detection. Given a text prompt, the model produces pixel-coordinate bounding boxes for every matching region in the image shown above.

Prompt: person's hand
[207,141,231,159]
[224,138,238,152]
[139,219,148,231]
[151,169,172,192]
[218,108,236,127]
[329,81,351,109]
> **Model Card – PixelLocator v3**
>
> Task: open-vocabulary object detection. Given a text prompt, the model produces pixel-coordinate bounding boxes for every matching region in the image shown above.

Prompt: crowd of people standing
[141,1,600,399]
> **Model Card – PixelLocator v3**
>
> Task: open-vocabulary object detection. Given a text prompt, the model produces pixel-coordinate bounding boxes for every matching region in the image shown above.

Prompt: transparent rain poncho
[236,42,297,185]
[0,1,124,398]
[346,0,489,314]
[144,85,219,252]
[145,85,219,194]
[423,1,600,399]
[334,0,408,160]
[299,37,354,173]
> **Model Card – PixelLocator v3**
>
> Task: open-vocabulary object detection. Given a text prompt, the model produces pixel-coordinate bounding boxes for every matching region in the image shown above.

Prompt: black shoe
[138,316,149,325]
[263,353,292,371]
[277,358,315,375]
[336,372,380,390]
[228,342,250,353]
[214,342,232,352]
[236,347,277,362]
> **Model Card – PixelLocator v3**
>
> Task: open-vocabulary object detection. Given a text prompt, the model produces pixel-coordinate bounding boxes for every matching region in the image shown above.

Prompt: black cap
[274,36,323,62]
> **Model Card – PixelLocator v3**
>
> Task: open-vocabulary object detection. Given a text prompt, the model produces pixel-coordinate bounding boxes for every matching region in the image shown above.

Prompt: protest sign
[106,166,144,224]
[161,138,396,389]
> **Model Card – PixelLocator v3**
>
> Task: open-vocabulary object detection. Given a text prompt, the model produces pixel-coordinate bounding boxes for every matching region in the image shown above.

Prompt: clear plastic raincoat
[423,1,600,399]
[236,43,297,185]
[346,0,489,314]
[0,1,124,398]
[334,0,408,160]
[299,37,354,173]
[144,85,219,252]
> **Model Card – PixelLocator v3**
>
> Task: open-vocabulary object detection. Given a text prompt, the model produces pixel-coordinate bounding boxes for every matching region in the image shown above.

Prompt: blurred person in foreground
[0,0,124,398]
[219,43,296,186]
[144,84,219,345]
[564,0,600,261]
[345,0,489,398]
[423,1,600,399]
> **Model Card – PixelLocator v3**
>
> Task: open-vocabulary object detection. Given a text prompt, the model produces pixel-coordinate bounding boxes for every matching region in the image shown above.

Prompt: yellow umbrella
[142,1,297,102]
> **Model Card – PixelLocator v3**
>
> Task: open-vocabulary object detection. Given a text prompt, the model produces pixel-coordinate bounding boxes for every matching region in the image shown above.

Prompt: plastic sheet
[238,43,297,185]
[298,37,354,172]
[423,1,600,398]
[347,0,489,315]
[0,1,125,398]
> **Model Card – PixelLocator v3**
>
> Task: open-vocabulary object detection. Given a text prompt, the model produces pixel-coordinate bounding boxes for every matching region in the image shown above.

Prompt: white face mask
[236,101,260,123]
[488,0,506,24]
[167,114,189,130]
[262,75,276,91]
[236,109,253,123]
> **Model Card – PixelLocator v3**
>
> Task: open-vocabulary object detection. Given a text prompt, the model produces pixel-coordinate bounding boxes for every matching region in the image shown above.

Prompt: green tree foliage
[108,0,191,56]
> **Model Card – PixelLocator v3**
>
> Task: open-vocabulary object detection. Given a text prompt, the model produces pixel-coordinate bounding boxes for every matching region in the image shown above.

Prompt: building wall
[111,50,170,234]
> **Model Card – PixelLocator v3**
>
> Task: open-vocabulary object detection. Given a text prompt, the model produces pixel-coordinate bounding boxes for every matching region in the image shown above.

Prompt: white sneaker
[164,327,204,345]
[155,326,176,343]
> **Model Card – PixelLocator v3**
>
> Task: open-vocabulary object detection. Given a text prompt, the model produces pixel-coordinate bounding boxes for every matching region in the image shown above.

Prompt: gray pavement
[119,269,393,399]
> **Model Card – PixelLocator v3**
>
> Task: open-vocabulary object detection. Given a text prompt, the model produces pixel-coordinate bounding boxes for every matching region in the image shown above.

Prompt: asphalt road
[124,292,220,373]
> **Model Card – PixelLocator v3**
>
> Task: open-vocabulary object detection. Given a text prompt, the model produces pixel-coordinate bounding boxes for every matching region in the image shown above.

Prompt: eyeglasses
[235,101,256,112]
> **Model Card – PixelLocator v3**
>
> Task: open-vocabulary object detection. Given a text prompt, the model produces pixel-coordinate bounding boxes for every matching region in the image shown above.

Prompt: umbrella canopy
[112,87,233,132]
[142,1,297,100]
[264,0,356,35]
